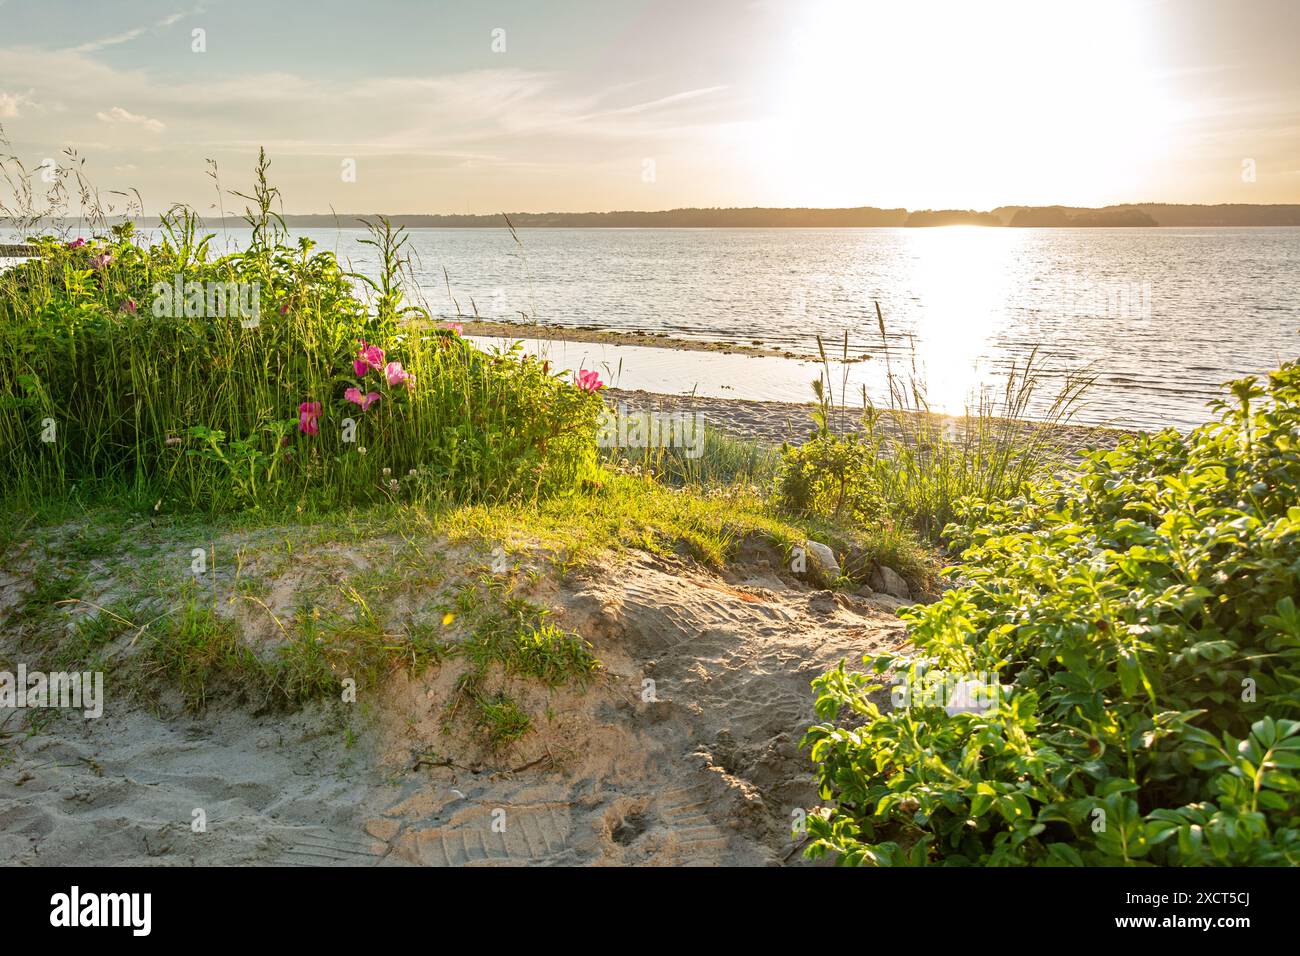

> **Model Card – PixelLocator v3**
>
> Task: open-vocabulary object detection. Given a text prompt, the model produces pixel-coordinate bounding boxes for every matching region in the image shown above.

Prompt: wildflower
[357,446,367,456]
[388,479,399,493]
[355,341,386,375]
[119,298,137,314]
[445,322,463,335]
[90,252,112,270]
[65,238,86,249]
[408,469,418,477]
[384,361,414,389]
[165,435,182,447]
[382,467,392,477]
[298,401,322,436]
[344,387,381,411]
[575,369,605,393]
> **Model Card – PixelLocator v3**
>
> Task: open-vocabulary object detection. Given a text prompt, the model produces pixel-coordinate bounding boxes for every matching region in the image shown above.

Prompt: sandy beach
[0,525,909,867]
[604,386,1129,452]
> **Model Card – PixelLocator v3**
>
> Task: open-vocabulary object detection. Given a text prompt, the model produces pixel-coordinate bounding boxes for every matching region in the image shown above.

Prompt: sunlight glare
[761,0,1166,208]
[901,227,1022,415]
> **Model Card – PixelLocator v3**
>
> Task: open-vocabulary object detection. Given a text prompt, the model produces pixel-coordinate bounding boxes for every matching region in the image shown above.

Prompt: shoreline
[458,319,852,362]
[457,324,1134,448]
[461,328,1161,434]
[605,387,1132,451]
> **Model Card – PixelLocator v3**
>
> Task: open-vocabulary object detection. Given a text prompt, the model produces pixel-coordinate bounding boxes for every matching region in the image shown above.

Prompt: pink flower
[344,387,381,411]
[298,401,322,436]
[445,322,463,335]
[66,238,86,249]
[356,341,386,374]
[119,298,137,314]
[90,252,112,270]
[575,369,604,393]
[384,361,413,389]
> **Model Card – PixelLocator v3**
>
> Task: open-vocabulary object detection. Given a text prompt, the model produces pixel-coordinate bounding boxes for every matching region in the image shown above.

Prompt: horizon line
[67,200,1300,220]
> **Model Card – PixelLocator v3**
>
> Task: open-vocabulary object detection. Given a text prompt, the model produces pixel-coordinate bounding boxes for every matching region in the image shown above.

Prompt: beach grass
[798,305,1096,542]
[0,154,603,515]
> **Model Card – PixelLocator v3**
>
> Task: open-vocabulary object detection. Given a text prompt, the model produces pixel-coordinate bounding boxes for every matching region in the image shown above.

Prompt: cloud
[0,89,32,118]
[69,9,195,54]
[581,86,729,120]
[96,106,165,132]
[0,31,752,211]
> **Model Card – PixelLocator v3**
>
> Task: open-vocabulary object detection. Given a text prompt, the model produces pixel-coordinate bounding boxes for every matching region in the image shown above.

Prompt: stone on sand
[868,564,911,600]
[802,540,840,586]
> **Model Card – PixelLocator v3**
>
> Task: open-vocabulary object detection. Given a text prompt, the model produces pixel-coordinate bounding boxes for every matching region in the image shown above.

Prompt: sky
[0,0,1298,214]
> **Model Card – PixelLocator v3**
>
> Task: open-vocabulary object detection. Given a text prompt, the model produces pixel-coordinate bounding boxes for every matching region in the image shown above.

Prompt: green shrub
[0,161,603,512]
[803,362,1300,866]
[775,431,884,525]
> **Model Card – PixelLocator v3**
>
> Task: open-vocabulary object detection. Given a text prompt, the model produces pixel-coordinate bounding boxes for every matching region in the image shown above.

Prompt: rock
[868,564,911,601]
[801,540,840,586]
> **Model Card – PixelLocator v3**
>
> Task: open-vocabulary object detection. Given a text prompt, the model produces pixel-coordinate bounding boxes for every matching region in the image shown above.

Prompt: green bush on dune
[0,172,603,512]
[803,363,1300,865]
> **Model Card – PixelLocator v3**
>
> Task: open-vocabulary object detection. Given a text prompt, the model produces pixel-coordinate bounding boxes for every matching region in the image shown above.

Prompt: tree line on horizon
[39,203,1300,230]
[243,203,1300,228]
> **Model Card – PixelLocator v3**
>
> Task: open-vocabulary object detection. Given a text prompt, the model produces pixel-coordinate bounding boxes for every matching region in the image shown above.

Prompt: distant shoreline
[33,203,1300,230]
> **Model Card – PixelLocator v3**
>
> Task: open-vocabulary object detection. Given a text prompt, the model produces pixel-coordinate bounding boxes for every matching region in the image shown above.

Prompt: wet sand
[460,319,870,362]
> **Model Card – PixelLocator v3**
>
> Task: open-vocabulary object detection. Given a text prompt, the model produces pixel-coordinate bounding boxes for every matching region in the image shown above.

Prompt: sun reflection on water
[898,227,1023,415]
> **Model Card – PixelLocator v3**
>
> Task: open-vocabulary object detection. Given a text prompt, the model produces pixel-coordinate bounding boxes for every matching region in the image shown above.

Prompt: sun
[757,0,1170,209]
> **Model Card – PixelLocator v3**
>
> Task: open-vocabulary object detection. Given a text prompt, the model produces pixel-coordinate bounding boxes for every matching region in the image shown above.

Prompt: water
[37,226,1300,430]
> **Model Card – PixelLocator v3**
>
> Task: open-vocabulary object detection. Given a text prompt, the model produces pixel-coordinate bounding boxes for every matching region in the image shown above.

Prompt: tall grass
[604,421,779,488]
[0,153,603,512]
[806,302,1095,541]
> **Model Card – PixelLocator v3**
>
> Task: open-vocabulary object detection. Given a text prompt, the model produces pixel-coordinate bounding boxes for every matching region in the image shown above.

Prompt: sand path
[1,546,905,866]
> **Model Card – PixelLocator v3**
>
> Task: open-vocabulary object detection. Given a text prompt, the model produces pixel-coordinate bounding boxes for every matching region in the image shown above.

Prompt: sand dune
[1,541,907,866]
